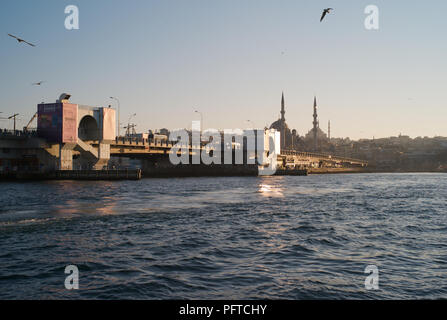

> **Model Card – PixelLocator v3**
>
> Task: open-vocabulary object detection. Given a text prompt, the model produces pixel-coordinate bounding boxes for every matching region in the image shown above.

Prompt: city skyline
[1,0,446,139]
[2,1,447,304]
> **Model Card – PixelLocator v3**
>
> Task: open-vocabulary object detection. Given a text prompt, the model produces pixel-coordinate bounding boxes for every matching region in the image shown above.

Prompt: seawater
[0,173,446,299]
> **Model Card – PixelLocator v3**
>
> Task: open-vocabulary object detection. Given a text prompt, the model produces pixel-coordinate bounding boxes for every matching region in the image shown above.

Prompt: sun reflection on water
[258,182,284,198]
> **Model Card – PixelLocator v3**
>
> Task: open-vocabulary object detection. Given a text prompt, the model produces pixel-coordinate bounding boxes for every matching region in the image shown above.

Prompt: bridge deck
[280,149,368,166]
[100,138,368,166]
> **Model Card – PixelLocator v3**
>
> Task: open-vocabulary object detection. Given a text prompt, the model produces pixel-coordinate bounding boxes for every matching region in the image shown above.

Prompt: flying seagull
[32,81,45,86]
[7,34,36,47]
[320,8,333,22]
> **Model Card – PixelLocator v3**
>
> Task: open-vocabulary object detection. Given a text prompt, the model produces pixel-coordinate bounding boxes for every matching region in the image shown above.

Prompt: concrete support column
[59,144,75,170]
[93,143,111,170]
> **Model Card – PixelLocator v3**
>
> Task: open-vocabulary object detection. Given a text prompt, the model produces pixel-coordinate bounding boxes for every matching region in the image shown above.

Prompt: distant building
[303,96,328,151]
[268,93,333,153]
[269,92,300,152]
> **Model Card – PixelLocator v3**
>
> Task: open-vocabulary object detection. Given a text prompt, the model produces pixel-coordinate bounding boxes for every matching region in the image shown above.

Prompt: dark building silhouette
[304,96,329,152]
[269,92,301,152]
[313,96,318,151]
[269,93,331,153]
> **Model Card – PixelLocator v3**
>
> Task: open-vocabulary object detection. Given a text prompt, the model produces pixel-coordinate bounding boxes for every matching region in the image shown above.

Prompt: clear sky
[1,0,446,139]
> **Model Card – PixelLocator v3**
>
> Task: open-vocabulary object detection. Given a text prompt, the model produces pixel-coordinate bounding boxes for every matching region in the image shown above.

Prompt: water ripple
[1,174,447,299]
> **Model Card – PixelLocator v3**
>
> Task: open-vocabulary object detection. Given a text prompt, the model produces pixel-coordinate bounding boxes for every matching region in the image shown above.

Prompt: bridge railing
[0,128,37,138]
[113,137,211,149]
[114,136,176,147]
[281,149,368,164]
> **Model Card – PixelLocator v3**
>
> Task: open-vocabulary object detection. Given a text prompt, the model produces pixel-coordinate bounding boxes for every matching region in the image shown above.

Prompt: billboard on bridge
[37,103,78,143]
[101,107,116,142]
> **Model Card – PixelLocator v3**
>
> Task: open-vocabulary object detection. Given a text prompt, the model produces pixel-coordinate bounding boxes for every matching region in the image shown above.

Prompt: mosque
[269,93,329,153]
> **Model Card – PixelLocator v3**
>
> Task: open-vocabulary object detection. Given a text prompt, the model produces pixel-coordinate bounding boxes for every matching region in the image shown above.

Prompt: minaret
[313,96,318,151]
[280,92,285,121]
[328,120,331,141]
[280,92,286,151]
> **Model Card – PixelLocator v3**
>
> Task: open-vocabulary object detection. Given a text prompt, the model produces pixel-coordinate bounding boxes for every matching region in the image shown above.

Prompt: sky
[0,0,446,139]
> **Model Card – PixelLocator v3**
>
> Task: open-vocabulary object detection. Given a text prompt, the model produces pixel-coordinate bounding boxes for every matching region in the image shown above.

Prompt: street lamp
[8,113,19,132]
[110,97,120,137]
[194,110,203,132]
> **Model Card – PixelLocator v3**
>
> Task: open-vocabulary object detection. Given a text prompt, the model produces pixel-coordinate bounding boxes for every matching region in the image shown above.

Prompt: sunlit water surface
[1,173,446,299]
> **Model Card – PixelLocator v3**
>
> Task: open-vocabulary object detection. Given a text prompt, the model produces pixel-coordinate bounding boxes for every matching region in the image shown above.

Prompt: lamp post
[110,97,120,137]
[194,110,203,132]
[8,113,19,133]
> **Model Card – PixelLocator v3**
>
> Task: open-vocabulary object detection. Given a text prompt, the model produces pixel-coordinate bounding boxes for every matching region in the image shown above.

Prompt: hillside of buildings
[324,135,447,172]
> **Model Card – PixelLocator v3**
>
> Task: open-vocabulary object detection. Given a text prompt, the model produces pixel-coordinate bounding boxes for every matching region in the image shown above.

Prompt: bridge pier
[59,144,75,170]
[93,143,111,170]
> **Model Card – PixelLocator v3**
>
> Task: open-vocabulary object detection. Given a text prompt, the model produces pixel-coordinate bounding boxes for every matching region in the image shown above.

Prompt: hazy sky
[1,0,446,139]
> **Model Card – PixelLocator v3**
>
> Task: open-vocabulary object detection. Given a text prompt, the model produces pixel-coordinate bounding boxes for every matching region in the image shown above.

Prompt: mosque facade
[269,93,329,153]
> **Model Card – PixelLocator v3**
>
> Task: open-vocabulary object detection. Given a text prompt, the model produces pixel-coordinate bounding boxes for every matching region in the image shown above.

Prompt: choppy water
[0,173,446,299]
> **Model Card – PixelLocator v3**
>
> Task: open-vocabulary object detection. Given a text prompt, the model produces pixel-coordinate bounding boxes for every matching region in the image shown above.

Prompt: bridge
[279,149,368,168]
[97,137,368,169]
[0,94,368,174]
[1,129,367,172]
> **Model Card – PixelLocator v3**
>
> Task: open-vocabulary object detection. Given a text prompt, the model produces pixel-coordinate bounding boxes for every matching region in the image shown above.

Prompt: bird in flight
[32,81,45,86]
[7,34,36,47]
[320,8,334,22]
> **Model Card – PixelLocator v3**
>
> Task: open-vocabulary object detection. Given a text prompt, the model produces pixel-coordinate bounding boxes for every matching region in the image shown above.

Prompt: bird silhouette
[8,34,36,47]
[32,81,45,86]
[320,8,334,22]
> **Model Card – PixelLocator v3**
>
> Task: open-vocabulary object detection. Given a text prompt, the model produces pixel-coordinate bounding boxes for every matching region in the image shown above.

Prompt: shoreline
[309,168,447,175]
[1,168,446,181]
